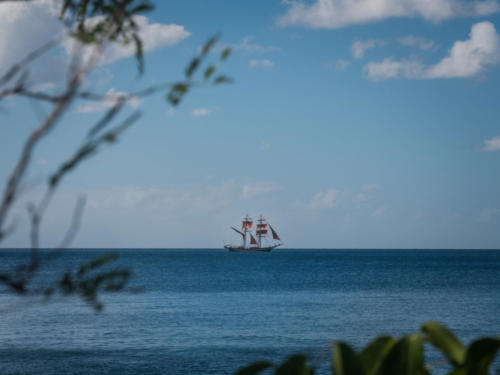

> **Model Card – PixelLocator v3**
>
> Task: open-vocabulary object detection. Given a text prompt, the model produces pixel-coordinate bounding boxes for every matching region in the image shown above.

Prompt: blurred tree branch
[0,0,231,311]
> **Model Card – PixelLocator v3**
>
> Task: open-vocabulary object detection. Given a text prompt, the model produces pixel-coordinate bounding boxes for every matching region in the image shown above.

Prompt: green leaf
[77,254,119,277]
[359,336,396,375]
[235,361,273,375]
[421,322,466,366]
[204,65,216,80]
[130,4,155,14]
[60,0,73,18]
[464,338,500,375]
[449,368,467,375]
[185,57,201,78]
[275,354,312,375]
[214,75,232,84]
[76,0,90,19]
[167,83,190,106]
[201,34,220,55]
[132,33,144,74]
[221,47,232,61]
[332,342,363,375]
[378,334,428,375]
[58,272,74,295]
[72,29,97,44]
[172,83,189,94]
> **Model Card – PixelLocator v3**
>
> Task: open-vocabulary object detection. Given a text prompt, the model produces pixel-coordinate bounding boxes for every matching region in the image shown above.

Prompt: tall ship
[224,215,282,252]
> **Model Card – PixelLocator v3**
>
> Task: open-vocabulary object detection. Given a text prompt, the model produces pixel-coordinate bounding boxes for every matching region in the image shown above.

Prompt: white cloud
[0,0,66,85]
[191,108,213,117]
[335,59,350,71]
[0,181,243,248]
[308,189,341,210]
[372,205,389,217]
[278,0,499,29]
[364,57,425,80]
[361,184,380,191]
[364,22,500,80]
[77,88,140,113]
[352,39,385,59]
[105,16,189,64]
[249,59,276,68]
[354,185,380,203]
[475,207,500,222]
[260,140,271,150]
[354,192,368,202]
[242,182,281,199]
[234,36,281,53]
[397,35,436,50]
[0,1,190,86]
[86,182,238,216]
[65,15,190,68]
[482,136,500,151]
[426,22,500,78]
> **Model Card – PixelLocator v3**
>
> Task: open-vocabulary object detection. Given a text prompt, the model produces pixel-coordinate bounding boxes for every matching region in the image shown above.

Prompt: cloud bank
[192,108,212,117]
[0,1,190,85]
[278,0,499,29]
[242,182,281,199]
[351,39,385,59]
[308,189,341,210]
[397,35,436,50]
[482,136,500,151]
[66,15,190,67]
[249,59,276,68]
[364,22,500,80]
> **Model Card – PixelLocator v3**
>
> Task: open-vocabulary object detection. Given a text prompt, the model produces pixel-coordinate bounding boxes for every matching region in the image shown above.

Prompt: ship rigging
[224,215,282,252]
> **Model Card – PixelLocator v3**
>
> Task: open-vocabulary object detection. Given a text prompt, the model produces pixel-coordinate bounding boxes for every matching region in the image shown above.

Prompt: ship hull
[224,244,280,252]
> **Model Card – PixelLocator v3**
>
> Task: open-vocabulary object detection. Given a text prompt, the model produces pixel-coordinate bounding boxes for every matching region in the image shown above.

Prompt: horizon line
[1,247,499,251]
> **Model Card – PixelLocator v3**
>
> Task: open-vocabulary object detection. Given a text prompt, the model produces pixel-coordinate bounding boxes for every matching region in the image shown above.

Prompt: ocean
[0,249,499,374]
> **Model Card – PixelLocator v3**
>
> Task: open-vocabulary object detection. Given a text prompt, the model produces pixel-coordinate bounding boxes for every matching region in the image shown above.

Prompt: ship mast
[241,214,253,249]
[256,214,269,248]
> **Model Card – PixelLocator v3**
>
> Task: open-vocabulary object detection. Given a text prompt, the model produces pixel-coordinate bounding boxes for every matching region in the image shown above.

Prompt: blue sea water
[0,249,499,374]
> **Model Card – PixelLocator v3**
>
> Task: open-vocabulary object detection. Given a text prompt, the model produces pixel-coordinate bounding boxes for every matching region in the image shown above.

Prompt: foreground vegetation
[235,322,500,375]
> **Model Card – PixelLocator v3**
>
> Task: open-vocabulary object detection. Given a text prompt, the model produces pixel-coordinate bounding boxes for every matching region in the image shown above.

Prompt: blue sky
[1,0,500,248]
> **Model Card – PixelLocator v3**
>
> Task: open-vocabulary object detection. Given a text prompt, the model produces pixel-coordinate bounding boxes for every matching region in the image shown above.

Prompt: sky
[1,0,500,249]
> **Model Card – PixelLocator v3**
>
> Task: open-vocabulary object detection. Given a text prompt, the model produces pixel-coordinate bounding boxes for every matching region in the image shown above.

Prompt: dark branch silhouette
[0,0,231,311]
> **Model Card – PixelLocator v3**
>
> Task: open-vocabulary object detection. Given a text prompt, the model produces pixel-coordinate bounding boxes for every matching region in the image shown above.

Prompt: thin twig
[0,38,61,87]
[86,98,125,138]
[57,196,86,249]
[0,75,81,239]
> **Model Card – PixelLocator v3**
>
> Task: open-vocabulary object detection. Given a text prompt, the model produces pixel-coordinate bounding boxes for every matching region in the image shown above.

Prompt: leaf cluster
[45,254,131,312]
[60,0,155,73]
[237,322,500,375]
[167,34,232,107]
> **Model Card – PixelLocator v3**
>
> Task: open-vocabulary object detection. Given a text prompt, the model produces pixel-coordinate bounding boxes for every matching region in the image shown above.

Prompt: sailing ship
[224,215,282,252]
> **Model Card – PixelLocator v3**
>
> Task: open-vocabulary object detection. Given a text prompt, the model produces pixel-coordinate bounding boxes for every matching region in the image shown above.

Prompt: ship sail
[256,223,268,237]
[242,219,253,231]
[269,225,281,241]
[249,233,258,245]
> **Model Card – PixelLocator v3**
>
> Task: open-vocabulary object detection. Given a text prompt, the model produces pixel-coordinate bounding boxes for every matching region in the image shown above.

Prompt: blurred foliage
[47,254,131,312]
[235,322,500,375]
[167,34,232,107]
[60,0,155,73]
[0,0,231,312]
